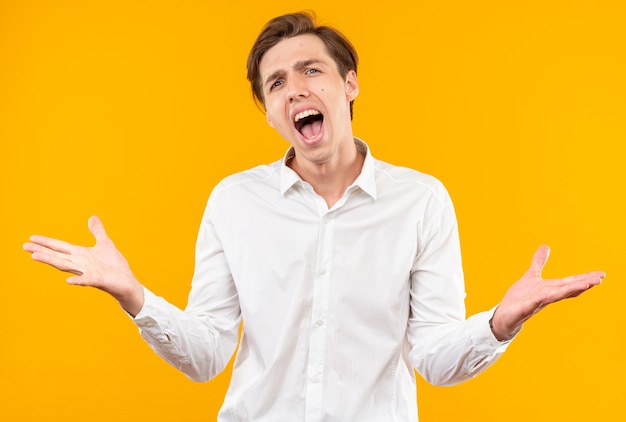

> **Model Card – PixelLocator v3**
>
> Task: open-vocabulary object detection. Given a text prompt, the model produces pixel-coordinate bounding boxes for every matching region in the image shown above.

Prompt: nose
[287,77,309,102]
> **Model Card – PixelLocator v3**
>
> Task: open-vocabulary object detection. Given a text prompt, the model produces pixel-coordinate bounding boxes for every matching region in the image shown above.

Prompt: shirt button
[311,375,321,383]
[316,320,324,327]
[320,269,326,275]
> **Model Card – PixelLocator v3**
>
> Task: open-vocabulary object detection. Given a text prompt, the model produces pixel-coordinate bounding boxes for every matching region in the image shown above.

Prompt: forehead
[259,34,333,78]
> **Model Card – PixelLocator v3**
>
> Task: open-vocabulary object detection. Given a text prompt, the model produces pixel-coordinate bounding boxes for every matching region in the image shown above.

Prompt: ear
[345,70,359,102]
[266,113,274,128]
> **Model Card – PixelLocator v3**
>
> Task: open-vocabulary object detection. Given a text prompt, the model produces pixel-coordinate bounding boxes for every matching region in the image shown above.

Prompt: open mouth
[294,109,324,140]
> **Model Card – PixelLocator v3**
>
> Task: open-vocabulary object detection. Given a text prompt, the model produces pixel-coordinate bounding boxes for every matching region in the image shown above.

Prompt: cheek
[268,111,282,126]
[265,105,279,124]
[267,110,290,132]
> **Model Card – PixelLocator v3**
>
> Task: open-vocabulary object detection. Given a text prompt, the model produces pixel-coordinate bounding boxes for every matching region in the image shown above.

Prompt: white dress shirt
[133,139,514,421]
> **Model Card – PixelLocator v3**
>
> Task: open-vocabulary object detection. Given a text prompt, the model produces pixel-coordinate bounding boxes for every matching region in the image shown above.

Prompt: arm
[408,200,503,386]
[23,213,241,382]
[407,189,605,386]
[134,203,241,381]
[23,215,144,316]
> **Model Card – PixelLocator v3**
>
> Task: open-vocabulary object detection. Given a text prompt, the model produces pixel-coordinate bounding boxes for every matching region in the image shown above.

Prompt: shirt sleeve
[407,188,517,386]
[131,200,241,382]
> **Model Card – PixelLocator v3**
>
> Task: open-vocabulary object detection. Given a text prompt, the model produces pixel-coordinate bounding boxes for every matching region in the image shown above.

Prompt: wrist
[117,281,145,317]
[489,309,519,342]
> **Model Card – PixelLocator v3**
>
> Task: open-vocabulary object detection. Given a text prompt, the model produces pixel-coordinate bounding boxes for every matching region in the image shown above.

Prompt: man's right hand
[23,215,145,316]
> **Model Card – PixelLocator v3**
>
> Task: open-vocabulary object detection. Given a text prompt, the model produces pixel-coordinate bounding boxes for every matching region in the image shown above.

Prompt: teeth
[294,109,320,122]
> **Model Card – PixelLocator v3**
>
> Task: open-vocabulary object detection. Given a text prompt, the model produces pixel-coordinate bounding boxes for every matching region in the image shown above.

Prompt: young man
[23,11,604,421]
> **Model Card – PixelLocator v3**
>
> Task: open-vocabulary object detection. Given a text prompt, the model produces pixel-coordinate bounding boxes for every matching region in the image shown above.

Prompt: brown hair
[246,11,359,118]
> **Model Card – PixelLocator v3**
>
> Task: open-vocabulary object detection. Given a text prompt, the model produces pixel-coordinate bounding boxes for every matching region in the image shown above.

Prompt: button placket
[304,212,335,421]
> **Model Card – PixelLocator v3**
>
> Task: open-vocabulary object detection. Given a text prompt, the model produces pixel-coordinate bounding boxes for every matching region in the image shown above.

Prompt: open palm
[23,216,144,315]
[491,245,605,340]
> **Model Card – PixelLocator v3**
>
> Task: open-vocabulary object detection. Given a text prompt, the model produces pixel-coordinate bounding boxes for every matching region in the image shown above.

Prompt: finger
[543,273,604,302]
[29,249,83,275]
[26,235,75,254]
[67,274,88,286]
[528,245,551,277]
[554,271,605,287]
[23,242,38,254]
[88,215,109,244]
[548,280,599,303]
[563,273,605,297]
[23,242,50,255]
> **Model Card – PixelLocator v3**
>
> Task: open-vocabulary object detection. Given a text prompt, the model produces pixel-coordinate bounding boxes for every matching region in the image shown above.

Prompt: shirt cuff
[127,287,169,332]
[478,305,521,353]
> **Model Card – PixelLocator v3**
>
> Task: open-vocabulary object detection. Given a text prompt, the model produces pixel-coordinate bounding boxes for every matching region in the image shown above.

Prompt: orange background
[1,1,624,421]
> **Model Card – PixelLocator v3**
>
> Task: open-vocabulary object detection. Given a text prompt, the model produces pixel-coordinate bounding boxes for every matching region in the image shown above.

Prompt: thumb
[87,215,109,244]
[529,244,551,278]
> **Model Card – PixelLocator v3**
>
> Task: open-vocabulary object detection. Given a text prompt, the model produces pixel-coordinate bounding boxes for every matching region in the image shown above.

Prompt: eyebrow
[263,59,325,89]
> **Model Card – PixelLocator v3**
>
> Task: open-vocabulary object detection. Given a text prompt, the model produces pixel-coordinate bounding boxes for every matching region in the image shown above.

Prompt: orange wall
[1,1,624,421]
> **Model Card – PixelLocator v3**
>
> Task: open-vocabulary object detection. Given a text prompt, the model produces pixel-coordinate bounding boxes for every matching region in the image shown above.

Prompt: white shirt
[133,139,513,421]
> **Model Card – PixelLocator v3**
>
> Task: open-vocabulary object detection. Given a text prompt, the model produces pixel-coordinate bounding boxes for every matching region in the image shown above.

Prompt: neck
[289,140,365,208]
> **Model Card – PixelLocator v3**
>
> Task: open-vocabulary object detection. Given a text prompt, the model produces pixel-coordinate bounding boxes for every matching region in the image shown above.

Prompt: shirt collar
[279,137,377,200]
